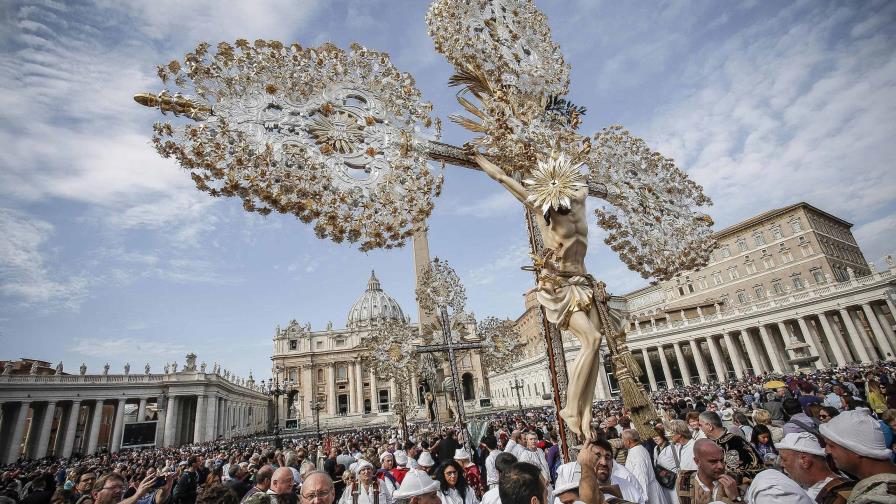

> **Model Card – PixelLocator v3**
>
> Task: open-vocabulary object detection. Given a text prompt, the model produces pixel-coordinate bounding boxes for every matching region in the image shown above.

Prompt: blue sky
[2,0,894,379]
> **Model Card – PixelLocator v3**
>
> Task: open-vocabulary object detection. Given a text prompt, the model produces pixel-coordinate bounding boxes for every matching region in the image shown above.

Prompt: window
[754,285,766,300]
[289,340,297,350]
[753,231,766,246]
[790,218,803,233]
[772,279,785,295]
[289,369,298,382]
[728,266,740,280]
[812,269,825,284]
[334,337,346,347]
[317,369,324,382]
[745,260,757,275]
[798,236,813,257]
[720,245,731,258]
[737,238,747,252]
[771,226,783,240]
[698,277,708,289]
[712,272,723,285]
[316,341,323,349]
[337,365,347,380]
[736,290,748,304]
[792,275,805,290]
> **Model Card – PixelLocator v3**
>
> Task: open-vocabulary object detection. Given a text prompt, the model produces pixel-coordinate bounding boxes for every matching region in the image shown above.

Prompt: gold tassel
[619,348,642,378]
[617,375,648,409]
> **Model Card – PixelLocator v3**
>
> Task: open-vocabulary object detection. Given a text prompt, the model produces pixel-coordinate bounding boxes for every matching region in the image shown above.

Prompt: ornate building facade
[0,354,268,464]
[490,202,896,407]
[270,271,491,431]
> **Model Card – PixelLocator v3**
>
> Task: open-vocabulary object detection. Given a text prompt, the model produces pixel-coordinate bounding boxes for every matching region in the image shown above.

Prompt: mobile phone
[153,476,167,488]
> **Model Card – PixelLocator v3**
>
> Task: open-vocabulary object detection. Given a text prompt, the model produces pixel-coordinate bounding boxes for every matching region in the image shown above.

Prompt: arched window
[462,373,475,401]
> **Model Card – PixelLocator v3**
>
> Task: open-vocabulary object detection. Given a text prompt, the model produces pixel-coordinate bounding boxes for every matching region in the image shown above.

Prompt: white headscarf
[745,470,814,504]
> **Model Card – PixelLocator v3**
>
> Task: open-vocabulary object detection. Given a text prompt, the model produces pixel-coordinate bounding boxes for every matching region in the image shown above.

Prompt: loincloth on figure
[535,273,623,334]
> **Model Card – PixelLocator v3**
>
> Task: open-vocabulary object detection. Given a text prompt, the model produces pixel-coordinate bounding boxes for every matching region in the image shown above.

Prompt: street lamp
[309,394,324,442]
[267,374,293,449]
[511,376,525,416]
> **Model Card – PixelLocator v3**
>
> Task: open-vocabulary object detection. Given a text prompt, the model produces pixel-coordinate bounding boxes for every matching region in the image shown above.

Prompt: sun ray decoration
[475,316,523,374]
[147,40,443,252]
[523,151,587,216]
[415,258,467,316]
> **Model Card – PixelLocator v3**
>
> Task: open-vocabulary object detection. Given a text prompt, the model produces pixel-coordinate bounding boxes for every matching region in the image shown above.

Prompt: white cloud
[71,336,187,359]
[452,191,520,217]
[854,214,896,266]
[467,241,531,286]
[0,209,88,310]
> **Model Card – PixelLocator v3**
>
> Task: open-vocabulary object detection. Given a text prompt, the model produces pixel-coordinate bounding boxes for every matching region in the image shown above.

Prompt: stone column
[205,395,218,441]
[389,379,397,411]
[776,322,797,371]
[86,401,104,455]
[872,304,896,352]
[34,401,57,459]
[796,317,827,368]
[815,313,848,366]
[723,332,746,377]
[706,336,727,381]
[410,373,419,408]
[673,343,692,384]
[109,399,126,453]
[595,355,611,399]
[758,325,786,373]
[61,401,81,458]
[862,304,895,357]
[137,399,147,422]
[301,366,313,418]
[327,364,337,416]
[689,340,709,383]
[370,370,378,413]
[164,397,178,446]
[839,308,872,362]
[740,330,763,375]
[657,346,674,388]
[355,363,365,414]
[640,348,658,391]
[5,402,31,464]
[194,395,207,443]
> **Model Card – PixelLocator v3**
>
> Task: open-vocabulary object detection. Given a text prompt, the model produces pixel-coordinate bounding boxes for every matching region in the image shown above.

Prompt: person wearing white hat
[454,448,484,500]
[777,432,855,503]
[744,469,813,504]
[552,462,584,504]
[819,408,896,504]
[340,460,393,504]
[378,452,400,500]
[393,471,441,504]
[416,452,436,476]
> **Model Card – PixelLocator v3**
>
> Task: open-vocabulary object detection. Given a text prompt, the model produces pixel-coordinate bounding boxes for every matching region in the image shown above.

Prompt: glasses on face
[445,471,458,477]
[302,490,333,500]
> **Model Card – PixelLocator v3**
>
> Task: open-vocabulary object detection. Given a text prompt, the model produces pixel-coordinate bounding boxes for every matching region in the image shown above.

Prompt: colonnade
[290,361,396,420]
[632,300,896,390]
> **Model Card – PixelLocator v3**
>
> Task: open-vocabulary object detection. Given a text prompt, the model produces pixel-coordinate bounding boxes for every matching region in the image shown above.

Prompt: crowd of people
[2,361,895,504]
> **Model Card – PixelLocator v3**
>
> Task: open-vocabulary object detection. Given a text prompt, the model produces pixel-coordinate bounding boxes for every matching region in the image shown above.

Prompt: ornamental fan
[146,40,443,252]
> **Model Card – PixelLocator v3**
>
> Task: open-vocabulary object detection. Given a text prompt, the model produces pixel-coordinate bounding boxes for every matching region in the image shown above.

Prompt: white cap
[417,451,435,467]
[745,469,814,504]
[379,452,395,462]
[776,432,825,457]
[819,408,891,460]
[288,467,301,484]
[353,459,374,475]
[393,470,440,498]
[553,462,581,494]
[395,451,409,466]
[453,448,472,460]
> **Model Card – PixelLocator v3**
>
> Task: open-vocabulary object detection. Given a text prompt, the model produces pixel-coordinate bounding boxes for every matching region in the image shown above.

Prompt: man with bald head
[675,439,741,504]
[301,471,336,504]
[269,467,298,504]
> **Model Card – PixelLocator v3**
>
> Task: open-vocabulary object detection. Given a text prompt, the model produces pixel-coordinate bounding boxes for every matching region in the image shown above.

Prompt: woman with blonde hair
[867,379,888,413]
[752,408,784,443]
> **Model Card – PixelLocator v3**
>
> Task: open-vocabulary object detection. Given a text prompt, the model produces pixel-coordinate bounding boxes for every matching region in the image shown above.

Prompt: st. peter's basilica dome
[346,271,406,329]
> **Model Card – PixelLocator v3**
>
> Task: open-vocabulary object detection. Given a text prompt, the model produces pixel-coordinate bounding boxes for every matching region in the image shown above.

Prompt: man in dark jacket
[173,455,202,504]
[227,464,253,501]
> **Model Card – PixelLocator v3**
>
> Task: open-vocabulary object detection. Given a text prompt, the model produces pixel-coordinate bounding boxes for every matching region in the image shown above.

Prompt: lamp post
[511,376,525,416]
[309,395,324,442]
[267,372,294,450]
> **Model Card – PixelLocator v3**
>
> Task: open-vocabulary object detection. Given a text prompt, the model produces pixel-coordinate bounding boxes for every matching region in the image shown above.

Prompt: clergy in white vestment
[506,431,551,483]
[595,442,643,504]
[340,460,394,504]
[622,430,670,504]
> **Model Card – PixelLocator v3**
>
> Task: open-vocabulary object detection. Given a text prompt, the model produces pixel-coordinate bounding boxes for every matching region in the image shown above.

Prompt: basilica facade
[270,271,491,431]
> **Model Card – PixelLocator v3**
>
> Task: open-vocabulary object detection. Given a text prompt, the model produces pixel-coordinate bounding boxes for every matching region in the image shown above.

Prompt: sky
[1,0,895,379]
